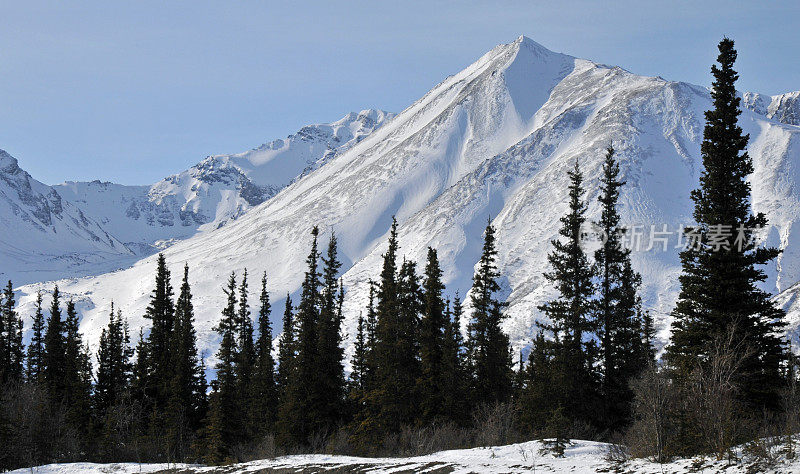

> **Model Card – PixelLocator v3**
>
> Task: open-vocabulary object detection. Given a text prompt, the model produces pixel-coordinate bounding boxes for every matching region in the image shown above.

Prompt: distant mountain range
[1,109,393,284]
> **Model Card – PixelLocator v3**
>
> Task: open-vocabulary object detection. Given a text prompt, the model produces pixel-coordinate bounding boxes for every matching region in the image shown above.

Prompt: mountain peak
[511,34,560,58]
[0,148,19,171]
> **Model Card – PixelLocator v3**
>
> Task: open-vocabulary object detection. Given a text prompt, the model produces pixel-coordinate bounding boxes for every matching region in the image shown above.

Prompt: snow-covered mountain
[11,36,800,364]
[0,150,134,285]
[744,91,800,126]
[53,109,394,255]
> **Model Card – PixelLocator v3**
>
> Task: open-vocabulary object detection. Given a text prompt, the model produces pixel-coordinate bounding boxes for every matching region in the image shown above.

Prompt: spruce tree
[1,281,24,385]
[143,253,176,411]
[364,280,378,387]
[395,258,422,420]
[592,145,651,431]
[519,331,560,433]
[131,328,148,405]
[417,247,447,424]
[62,299,93,447]
[665,38,788,411]
[537,161,599,430]
[26,291,46,383]
[350,312,368,394]
[95,304,134,419]
[205,272,239,459]
[351,218,405,449]
[314,233,346,435]
[467,222,513,407]
[277,227,322,447]
[276,294,295,395]
[166,263,206,459]
[252,272,277,437]
[441,294,468,424]
[234,269,255,440]
[43,285,66,397]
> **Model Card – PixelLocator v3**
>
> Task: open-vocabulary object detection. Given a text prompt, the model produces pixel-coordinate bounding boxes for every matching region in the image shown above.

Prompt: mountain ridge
[6,35,800,367]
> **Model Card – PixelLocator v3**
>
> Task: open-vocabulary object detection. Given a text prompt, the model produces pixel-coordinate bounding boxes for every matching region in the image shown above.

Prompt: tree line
[0,37,794,469]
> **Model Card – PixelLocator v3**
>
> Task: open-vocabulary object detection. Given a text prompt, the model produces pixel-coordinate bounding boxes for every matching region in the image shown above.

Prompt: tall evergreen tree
[665,38,788,411]
[1,281,24,385]
[351,218,408,449]
[252,272,277,437]
[43,286,66,397]
[467,222,513,407]
[142,253,176,411]
[276,294,295,395]
[26,291,46,383]
[276,227,322,447]
[364,280,378,388]
[536,161,599,429]
[417,247,447,424]
[395,258,423,417]
[62,299,94,447]
[314,233,346,435]
[441,294,468,424]
[350,312,368,395]
[95,304,134,418]
[94,305,135,459]
[166,264,206,459]
[592,145,651,431]
[234,269,255,440]
[204,272,239,460]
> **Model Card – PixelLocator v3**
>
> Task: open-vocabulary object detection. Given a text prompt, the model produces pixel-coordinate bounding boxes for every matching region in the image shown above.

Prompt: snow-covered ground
[12,439,800,473]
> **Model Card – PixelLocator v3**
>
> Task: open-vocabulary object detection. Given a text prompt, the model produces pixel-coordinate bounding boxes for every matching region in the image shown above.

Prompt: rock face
[0,149,133,285]
[744,90,800,125]
[9,36,800,364]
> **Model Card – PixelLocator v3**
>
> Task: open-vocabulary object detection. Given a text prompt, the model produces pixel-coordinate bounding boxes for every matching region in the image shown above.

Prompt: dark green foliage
[251,272,277,437]
[364,280,378,387]
[142,253,176,411]
[351,218,413,449]
[665,38,788,412]
[350,312,368,394]
[593,146,653,432]
[205,272,239,458]
[62,299,94,450]
[235,269,256,440]
[166,264,206,459]
[276,293,295,397]
[1,281,24,385]
[276,227,322,447]
[26,292,46,383]
[314,233,346,435]
[43,286,66,397]
[94,304,133,422]
[467,222,513,408]
[535,161,600,430]
[441,294,468,424]
[374,222,422,433]
[417,247,447,424]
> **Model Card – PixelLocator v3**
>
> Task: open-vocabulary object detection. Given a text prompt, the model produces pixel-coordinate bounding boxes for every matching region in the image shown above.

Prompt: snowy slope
[11,439,799,473]
[745,90,800,126]
[0,150,134,286]
[12,36,800,365]
[53,110,394,256]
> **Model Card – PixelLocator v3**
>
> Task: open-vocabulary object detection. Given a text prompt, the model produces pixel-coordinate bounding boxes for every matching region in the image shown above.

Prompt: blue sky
[2,1,799,185]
